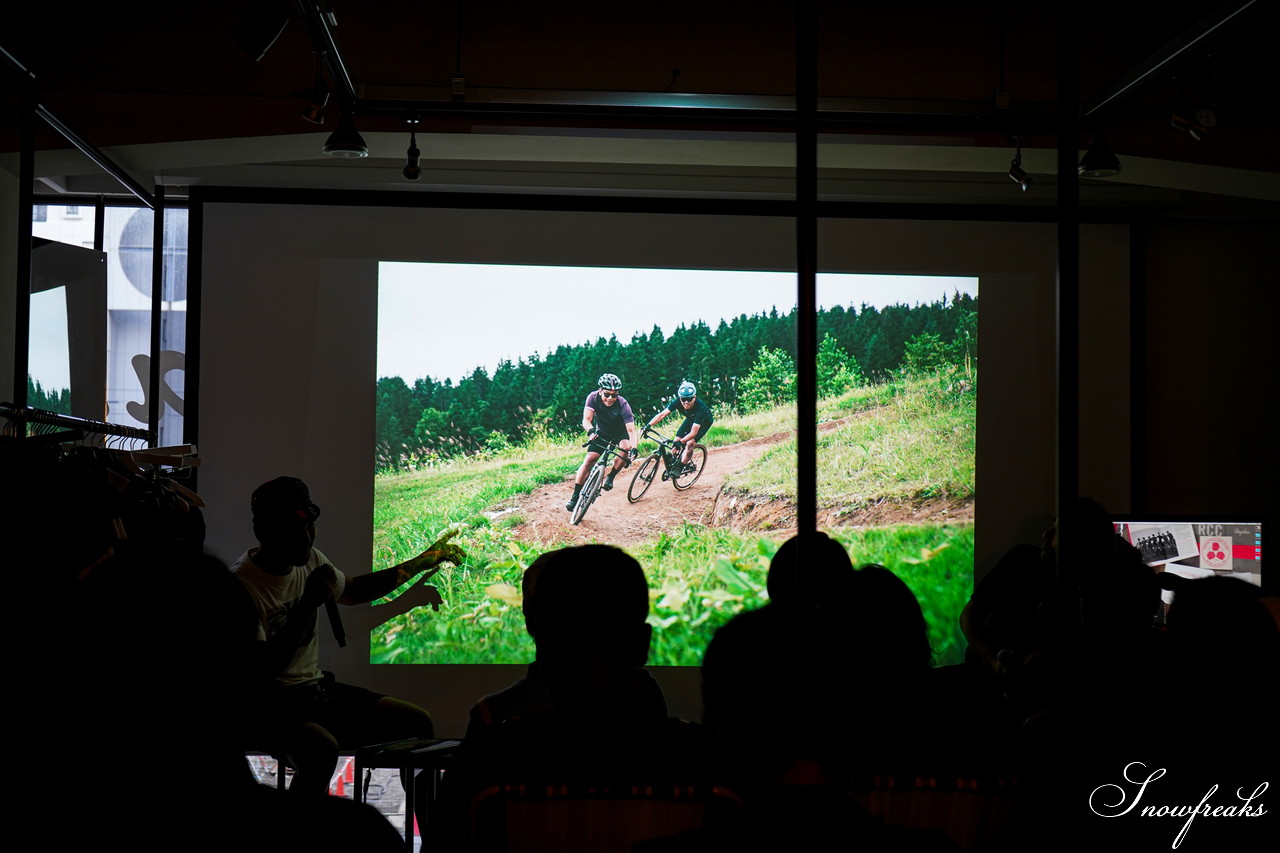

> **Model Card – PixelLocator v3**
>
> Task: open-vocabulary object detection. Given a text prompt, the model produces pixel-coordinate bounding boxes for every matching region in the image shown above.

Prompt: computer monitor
[1113,516,1265,620]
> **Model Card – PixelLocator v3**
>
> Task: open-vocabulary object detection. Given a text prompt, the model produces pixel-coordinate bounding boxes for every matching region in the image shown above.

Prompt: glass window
[27,200,189,444]
[29,205,100,418]
[104,206,188,445]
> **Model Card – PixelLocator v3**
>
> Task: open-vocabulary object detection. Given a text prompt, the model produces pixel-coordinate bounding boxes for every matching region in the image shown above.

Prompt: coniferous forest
[375,293,976,470]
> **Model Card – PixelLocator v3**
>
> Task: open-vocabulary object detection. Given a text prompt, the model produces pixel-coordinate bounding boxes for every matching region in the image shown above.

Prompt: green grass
[723,437,799,501]
[718,373,976,510]
[368,519,972,666]
[373,451,578,564]
[819,373,976,511]
[699,403,796,446]
[367,369,976,668]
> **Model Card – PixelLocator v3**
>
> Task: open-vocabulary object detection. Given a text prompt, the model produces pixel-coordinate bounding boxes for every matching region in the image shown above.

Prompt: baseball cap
[251,476,321,524]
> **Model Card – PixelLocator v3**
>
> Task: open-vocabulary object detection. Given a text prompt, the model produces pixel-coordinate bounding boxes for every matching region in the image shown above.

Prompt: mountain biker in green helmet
[645,381,713,475]
[566,373,638,512]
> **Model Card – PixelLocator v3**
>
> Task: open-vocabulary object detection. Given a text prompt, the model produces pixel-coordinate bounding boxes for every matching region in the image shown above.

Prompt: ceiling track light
[1078,132,1122,178]
[403,124,422,181]
[1008,138,1032,192]
[322,110,368,158]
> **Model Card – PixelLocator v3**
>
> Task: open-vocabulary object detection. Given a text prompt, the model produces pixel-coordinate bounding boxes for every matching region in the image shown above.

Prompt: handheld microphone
[325,596,347,648]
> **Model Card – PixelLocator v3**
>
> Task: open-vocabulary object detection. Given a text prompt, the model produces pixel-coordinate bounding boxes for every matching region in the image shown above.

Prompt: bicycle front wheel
[571,466,603,525]
[671,444,707,490]
[628,453,660,503]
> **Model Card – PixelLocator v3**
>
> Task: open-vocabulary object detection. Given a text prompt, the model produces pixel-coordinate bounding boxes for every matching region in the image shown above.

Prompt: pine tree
[816,334,864,397]
[739,346,797,412]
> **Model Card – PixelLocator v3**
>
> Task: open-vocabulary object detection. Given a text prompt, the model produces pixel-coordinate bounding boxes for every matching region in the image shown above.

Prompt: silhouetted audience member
[687,598,959,852]
[59,548,402,851]
[960,543,1052,675]
[1162,575,1280,734]
[766,529,857,605]
[464,545,667,743]
[432,545,699,849]
[962,499,1147,697]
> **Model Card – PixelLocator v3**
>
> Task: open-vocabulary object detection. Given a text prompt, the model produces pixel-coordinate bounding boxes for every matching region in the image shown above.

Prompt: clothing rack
[1,402,155,445]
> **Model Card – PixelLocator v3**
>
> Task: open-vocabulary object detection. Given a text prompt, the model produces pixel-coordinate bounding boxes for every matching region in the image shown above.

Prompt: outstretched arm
[339,530,466,605]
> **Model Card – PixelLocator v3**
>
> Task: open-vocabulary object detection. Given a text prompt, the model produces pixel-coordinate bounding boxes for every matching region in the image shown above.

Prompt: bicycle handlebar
[642,425,678,446]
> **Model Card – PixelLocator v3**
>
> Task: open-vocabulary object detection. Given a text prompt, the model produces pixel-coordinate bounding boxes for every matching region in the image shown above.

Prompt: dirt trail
[503,432,782,547]
[498,413,973,547]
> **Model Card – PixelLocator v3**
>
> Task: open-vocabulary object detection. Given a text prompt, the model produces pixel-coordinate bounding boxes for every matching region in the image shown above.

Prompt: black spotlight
[403,130,422,181]
[323,111,368,158]
[1008,140,1032,192]
[1078,133,1121,178]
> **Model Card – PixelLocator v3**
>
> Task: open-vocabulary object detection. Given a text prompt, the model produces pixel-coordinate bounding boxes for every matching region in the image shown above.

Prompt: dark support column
[796,2,818,533]
[13,81,36,408]
[93,198,105,252]
[149,185,165,445]
[1129,221,1146,515]
[1055,14,1081,631]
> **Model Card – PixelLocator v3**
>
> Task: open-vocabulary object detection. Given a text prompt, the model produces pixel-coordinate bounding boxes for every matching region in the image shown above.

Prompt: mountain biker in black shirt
[566,373,638,511]
[645,381,713,474]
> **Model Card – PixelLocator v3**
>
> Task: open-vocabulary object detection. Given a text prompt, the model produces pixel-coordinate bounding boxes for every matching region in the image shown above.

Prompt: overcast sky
[373,262,978,383]
[28,288,70,389]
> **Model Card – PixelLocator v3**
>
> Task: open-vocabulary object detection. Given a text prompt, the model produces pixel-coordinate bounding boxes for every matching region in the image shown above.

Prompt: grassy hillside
[368,371,975,667]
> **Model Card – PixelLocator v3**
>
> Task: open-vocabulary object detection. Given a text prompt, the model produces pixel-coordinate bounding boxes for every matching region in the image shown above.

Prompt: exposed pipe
[2,44,155,208]
[1082,0,1259,119]
[297,0,358,106]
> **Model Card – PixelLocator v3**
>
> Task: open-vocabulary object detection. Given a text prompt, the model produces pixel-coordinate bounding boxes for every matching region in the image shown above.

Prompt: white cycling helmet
[598,373,622,391]
[678,381,697,400]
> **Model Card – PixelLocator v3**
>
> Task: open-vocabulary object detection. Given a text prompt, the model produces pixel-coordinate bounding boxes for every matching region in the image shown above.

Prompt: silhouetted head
[767,531,856,605]
[703,603,853,781]
[1167,575,1278,658]
[521,551,556,639]
[70,547,261,742]
[1080,542,1160,639]
[531,545,652,670]
[1042,497,1119,566]
[1163,576,1280,725]
[852,563,934,670]
[250,476,319,565]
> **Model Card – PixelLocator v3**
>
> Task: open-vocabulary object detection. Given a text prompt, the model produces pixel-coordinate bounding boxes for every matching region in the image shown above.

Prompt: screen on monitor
[1114,517,1264,622]
[1114,518,1263,585]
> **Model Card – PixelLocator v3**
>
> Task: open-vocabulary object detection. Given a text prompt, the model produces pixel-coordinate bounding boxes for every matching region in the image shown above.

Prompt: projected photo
[372,263,977,666]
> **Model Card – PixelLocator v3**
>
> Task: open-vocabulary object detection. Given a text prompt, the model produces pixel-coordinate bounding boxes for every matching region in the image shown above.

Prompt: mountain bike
[570,434,631,526]
[628,425,707,503]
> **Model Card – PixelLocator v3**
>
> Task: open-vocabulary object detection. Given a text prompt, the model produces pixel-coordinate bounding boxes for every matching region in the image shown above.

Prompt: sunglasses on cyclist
[600,391,619,399]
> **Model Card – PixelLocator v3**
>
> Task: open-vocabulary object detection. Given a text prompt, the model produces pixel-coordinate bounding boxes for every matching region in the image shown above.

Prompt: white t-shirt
[230,547,348,686]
